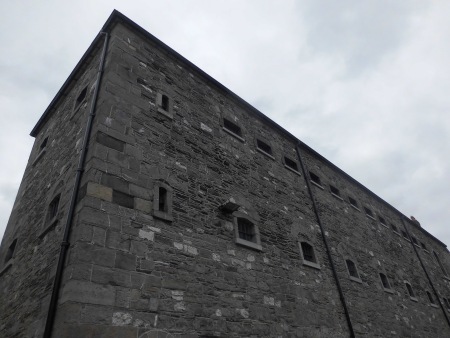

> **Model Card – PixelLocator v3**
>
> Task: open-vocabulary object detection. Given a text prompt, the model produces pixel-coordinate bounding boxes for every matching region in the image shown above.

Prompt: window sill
[223,127,245,143]
[302,260,321,270]
[39,217,58,239]
[423,249,430,254]
[350,204,360,211]
[256,148,275,160]
[157,107,174,119]
[403,238,411,242]
[331,193,343,201]
[310,180,324,190]
[235,238,262,252]
[410,297,418,302]
[413,243,420,248]
[349,276,362,284]
[0,261,13,277]
[366,215,376,221]
[153,210,173,222]
[430,303,439,308]
[383,288,395,294]
[393,231,401,236]
[284,165,301,176]
[380,223,389,228]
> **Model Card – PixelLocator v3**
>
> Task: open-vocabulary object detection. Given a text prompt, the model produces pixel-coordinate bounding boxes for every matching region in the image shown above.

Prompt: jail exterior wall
[1,11,449,338]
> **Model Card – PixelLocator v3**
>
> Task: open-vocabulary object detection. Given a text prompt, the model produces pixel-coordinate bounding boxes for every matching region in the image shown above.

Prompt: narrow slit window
[412,236,419,246]
[74,86,87,110]
[444,298,450,310]
[346,259,359,279]
[5,239,17,263]
[378,216,386,226]
[238,218,255,243]
[405,282,415,298]
[40,137,48,151]
[330,185,341,197]
[153,183,173,222]
[420,242,427,251]
[301,242,316,262]
[379,273,391,289]
[256,139,272,155]
[401,230,408,240]
[391,223,399,233]
[364,207,374,218]
[158,187,168,212]
[434,251,448,276]
[349,197,358,208]
[161,94,169,111]
[309,172,322,186]
[223,118,242,137]
[427,291,436,305]
[284,157,299,172]
[47,194,61,222]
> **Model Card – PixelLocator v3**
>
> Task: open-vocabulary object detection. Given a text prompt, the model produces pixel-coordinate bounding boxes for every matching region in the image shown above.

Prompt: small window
[158,187,167,212]
[405,282,416,299]
[391,223,399,234]
[443,298,450,310]
[346,259,360,280]
[364,207,374,218]
[256,139,273,156]
[309,172,322,187]
[411,236,419,247]
[234,213,262,251]
[284,156,300,173]
[74,86,87,111]
[301,242,315,262]
[433,251,448,276]
[153,183,173,222]
[238,218,256,242]
[330,185,341,198]
[420,242,428,251]
[161,94,169,111]
[4,239,17,263]
[40,137,48,151]
[426,291,436,305]
[401,230,409,240]
[156,92,173,119]
[378,216,386,226]
[47,194,61,222]
[348,196,359,209]
[223,118,243,139]
[300,242,320,269]
[379,273,391,290]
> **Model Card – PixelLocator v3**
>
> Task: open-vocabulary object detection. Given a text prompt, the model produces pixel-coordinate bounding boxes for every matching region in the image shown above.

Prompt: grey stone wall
[1,15,450,338]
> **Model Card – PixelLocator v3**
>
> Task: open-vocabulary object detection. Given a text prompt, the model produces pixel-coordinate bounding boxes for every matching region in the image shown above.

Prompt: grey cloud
[298,0,426,76]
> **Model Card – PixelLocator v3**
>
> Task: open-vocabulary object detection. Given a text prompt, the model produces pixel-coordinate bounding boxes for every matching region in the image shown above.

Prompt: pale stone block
[87,182,113,201]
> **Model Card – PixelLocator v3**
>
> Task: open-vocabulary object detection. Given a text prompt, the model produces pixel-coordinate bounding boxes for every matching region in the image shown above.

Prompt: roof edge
[29,10,447,249]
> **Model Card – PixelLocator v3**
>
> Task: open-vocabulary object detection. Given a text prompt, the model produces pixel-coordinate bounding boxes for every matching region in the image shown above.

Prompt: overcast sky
[1,1,449,248]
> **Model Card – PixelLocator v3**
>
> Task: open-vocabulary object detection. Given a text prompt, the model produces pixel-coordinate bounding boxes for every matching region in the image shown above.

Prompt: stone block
[86,182,113,202]
[115,251,136,271]
[96,131,125,152]
[135,198,151,213]
[60,280,115,306]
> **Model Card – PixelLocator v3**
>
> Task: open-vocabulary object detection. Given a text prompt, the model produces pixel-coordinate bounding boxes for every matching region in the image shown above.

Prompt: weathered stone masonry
[1,10,450,338]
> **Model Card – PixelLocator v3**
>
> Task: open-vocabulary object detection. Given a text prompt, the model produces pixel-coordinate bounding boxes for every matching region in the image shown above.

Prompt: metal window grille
[238,218,254,242]
[301,242,314,262]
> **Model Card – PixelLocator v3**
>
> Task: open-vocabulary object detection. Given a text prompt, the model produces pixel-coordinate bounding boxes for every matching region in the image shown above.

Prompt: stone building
[1,10,450,338]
